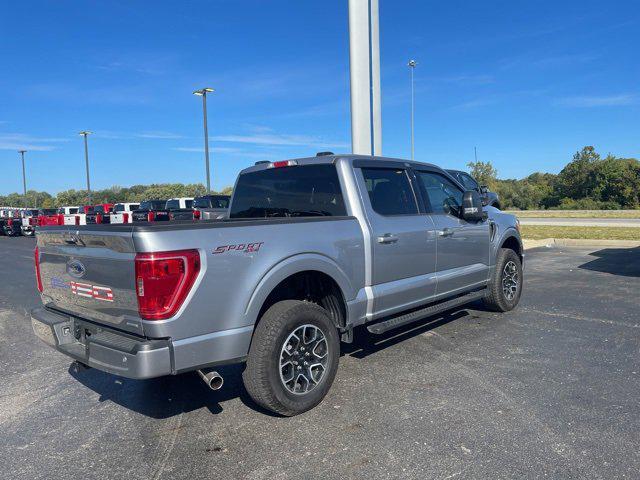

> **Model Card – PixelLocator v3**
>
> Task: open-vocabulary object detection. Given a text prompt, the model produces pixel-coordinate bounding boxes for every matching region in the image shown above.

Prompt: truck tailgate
[36,226,144,335]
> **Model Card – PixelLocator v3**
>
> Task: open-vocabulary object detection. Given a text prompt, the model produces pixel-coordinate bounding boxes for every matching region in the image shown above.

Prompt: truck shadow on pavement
[342,310,470,359]
[68,307,478,419]
[578,247,640,278]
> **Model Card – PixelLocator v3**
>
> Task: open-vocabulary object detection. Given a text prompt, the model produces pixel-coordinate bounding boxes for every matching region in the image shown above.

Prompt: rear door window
[230,164,346,218]
[360,168,418,216]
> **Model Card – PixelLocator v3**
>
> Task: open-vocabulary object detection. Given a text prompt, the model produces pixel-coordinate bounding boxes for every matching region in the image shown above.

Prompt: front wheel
[483,248,523,312]
[243,300,340,416]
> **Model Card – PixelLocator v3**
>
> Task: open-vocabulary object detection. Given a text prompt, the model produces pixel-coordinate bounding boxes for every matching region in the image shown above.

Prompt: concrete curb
[523,238,640,250]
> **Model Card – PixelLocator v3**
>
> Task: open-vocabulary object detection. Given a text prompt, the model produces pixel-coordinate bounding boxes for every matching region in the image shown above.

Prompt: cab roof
[240,153,443,175]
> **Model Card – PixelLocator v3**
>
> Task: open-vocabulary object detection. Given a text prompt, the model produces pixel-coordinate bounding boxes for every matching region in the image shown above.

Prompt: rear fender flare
[243,253,355,326]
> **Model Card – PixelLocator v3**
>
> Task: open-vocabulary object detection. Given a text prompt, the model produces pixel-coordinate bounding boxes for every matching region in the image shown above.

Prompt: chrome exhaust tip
[197,369,224,390]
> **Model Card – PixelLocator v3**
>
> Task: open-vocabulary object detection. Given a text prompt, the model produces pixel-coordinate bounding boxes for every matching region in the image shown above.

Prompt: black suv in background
[446,169,501,209]
[131,199,170,222]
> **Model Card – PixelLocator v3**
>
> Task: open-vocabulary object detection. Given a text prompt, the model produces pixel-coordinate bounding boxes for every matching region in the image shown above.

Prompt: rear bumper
[31,307,254,379]
[31,307,171,379]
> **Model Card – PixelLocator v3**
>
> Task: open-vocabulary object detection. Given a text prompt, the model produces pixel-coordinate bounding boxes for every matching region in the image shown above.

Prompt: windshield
[460,173,479,190]
[139,200,165,210]
[113,204,138,212]
[229,164,346,218]
[195,196,230,209]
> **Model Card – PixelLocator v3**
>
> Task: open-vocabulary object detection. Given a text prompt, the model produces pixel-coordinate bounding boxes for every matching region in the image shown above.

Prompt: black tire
[483,248,523,312]
[243,300,340,416]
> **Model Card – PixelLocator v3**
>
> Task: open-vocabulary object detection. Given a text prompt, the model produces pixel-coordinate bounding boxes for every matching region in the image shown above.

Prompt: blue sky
[1,0,638,195]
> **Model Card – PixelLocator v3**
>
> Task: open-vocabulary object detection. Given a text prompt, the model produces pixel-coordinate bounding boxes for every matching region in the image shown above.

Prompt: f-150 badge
[50,276,114,302]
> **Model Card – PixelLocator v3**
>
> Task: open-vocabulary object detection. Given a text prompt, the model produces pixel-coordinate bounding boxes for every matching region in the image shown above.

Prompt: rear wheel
[483,248,522,312]
[243,300,340,416]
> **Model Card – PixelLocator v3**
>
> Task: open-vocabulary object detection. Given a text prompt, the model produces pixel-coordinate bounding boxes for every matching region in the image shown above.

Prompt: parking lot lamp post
[79,131,92,204]
[193,87,214,193]
[18,150,27,207]
[408,60,417,160]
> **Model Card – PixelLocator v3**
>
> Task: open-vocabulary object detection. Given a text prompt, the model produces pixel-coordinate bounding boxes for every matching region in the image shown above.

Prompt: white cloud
[0,133,70,151]
[173,146,239,153]
[211,133,348,149]
[135,131,185,139]
[555,94,638,107]
[0,142,56,151]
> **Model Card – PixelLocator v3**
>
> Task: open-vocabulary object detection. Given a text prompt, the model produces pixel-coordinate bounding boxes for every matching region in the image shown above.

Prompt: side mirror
[462,190,486,222]
[479,185,489,194]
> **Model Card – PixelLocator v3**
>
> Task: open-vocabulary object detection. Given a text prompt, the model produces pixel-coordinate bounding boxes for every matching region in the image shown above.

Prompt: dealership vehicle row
[0,193,231,236]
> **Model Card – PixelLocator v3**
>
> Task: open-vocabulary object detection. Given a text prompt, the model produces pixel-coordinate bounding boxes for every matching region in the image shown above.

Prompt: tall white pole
[408,60,416,160]
[193,88,214,193]
[79,131,92,204]
[19,150,27,207]
[202,92,211,193]
[348,0,382,156]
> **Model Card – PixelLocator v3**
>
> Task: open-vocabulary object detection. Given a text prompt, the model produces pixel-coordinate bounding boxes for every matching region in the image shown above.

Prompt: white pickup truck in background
[63,206,86,226]
[110,202,140,224]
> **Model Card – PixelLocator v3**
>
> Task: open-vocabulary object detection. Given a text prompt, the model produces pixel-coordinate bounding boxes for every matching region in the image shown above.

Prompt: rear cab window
[229,164,346,218]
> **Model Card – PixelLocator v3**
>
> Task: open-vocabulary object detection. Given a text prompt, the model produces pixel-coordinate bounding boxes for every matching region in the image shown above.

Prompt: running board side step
[366,289,486,335]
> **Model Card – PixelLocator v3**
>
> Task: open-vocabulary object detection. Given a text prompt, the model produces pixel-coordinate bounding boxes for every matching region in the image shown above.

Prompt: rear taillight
[193,209,201,220]
[57,214,64,225]
[75,215,80,225]
[134,249,201,320]
[148,211,155,222]
[7,219,12,226]
[96,213,103,224]
[35,246,43,293]
[123,213,129,223]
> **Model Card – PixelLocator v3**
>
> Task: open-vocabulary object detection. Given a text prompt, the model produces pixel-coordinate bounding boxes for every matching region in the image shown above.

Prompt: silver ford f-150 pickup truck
[31,154,523,416]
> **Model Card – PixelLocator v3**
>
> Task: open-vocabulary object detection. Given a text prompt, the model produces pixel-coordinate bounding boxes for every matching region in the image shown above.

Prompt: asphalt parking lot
[1,237,639,479]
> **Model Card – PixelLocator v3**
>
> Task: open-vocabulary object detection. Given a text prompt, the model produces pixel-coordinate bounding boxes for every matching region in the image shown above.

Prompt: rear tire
[243,300,340,416]
[483,248,522,312]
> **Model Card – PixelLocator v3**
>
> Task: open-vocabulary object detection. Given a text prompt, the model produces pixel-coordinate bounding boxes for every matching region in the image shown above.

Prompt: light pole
[193,87,214,193]
[18,150,27,207]
[408,59,417,160]
[79,131,92,204]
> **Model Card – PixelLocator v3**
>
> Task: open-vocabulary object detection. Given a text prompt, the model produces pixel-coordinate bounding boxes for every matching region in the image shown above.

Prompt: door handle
[438,228,454,237]
[377,233,399,244]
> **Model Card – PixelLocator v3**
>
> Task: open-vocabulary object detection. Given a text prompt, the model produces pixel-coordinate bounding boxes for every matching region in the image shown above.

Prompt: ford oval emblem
[67,259,86,278]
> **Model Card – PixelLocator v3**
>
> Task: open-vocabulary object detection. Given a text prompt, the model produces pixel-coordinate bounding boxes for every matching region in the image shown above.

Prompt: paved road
[1,236,639,479]
[520,217,640,227]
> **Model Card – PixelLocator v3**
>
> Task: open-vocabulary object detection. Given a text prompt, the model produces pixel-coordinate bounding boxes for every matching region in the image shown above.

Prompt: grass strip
[521,225,640,240]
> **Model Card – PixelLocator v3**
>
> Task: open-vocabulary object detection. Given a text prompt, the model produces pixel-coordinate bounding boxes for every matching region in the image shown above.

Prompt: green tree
[467,160,498,188]
[556,146,600,201]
